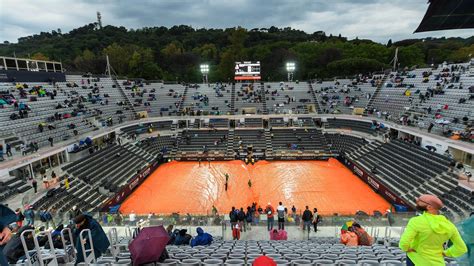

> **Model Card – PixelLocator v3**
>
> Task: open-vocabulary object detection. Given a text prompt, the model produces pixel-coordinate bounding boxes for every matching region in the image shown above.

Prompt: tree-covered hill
[1,24,473,81]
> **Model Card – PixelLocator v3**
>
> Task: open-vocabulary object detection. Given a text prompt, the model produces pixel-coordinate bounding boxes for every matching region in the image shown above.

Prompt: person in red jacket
[265,202,275,231]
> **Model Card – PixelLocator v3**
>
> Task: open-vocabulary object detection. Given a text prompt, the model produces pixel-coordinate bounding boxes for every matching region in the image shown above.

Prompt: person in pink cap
[399,194,467,265]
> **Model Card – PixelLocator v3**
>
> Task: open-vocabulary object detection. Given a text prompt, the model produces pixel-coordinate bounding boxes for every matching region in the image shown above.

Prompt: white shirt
[129,213,136,222]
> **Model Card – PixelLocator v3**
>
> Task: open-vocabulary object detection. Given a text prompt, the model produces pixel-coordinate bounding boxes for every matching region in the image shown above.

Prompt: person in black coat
[73,214,110,264]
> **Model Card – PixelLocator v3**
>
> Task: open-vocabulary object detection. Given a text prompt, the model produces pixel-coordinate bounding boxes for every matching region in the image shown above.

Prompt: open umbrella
[128,225,170,265]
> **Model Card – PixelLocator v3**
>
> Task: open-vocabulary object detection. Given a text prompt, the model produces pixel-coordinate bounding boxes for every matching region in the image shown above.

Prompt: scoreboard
[234,61,261,80]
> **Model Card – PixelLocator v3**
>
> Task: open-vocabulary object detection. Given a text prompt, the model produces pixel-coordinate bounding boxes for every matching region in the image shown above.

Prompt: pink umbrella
[128,225,170,265]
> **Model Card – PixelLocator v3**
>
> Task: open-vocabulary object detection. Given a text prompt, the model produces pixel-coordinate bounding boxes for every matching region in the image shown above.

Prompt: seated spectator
[190,227,213,247]
[174,229,192,245]
[352,223,373,246]
[269,229,288,240]
[341,226,359,246]
[73,214,110,264]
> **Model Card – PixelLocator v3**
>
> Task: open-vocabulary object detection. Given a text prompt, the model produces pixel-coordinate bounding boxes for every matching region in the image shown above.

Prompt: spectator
[31,178,37,193]
[232,223,241,240]
[190,227,213,247]
[399,194,467,265]
[129,211,136,226]
[352,223,373,246]
[73,214,110,264]
[48,137,54,147]
[269,229,288,241]
[15,208,24,228]
[174,229,192,245]
[277,202,285,230]
[312,208,320,232]
[42,175,49,189]
[229,207,238,229]
[237,207,246,232]
[302,206,313,232]
[24,206,35,226]
[5,143,12,157]
[265,202,275,231]
[291,205,296,219]
[341,226,359,246]
[0,204,18,265]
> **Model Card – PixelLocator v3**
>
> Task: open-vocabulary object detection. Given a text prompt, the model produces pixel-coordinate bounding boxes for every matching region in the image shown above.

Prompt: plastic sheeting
[120,159,390,215]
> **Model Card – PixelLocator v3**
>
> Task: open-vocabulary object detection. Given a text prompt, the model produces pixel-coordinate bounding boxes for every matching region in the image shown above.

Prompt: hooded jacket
[399,212,467,265]
[74,214,110,264]
[190,227,213,247]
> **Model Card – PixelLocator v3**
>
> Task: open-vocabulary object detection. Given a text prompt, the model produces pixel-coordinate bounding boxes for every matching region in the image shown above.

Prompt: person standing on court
[399,194,467,265]
[277,202,285,230]
[266,202,275,231]
[302,206,313,232]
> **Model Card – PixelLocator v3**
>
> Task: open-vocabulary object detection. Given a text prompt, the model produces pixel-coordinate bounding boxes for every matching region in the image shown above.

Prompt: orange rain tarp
[120,159,390,215]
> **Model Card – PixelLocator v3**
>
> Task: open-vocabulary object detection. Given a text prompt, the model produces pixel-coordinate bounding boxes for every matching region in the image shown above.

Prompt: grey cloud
[0,0,472,43]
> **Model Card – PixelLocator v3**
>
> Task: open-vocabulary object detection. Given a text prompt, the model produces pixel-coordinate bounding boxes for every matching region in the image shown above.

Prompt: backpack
[229,211,237,222]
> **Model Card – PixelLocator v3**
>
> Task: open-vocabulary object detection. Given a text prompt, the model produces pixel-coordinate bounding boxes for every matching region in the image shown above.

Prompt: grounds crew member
[399,194,467,265]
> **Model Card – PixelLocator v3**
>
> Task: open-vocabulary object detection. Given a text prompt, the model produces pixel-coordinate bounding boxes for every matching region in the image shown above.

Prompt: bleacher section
[33,176,108,213]
[177,129,229,157]
[182,83,232,115]
[137,135,176,155]
[271,128,328,153]
[325,133,367,155]
[120,80,185,116]
[162,238,411,265]
[352,138,471,219]
[234,83,264,114]
[0,176,31,202]
[264,82,315,114]
[313,77,379,115]
[62,143,152,192]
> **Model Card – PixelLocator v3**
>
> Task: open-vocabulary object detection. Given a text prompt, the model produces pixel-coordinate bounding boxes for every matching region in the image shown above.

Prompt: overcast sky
[0,0,472,44]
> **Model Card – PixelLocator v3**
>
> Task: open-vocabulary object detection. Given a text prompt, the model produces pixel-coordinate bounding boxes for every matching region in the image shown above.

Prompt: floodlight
[286,62,296,72]
[200,64,209,74]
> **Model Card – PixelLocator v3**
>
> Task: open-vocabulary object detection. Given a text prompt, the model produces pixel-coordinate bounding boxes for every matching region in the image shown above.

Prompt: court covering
[120,159,390,215]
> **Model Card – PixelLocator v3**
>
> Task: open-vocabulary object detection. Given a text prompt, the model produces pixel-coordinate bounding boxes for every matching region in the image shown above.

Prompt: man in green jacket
[399,194,467,265]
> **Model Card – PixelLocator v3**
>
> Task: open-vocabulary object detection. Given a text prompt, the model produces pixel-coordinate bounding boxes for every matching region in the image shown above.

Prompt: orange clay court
[120,158,390,215]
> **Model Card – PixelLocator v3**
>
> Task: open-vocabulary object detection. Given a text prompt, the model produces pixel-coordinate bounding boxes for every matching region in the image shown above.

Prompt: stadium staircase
[230,83,236,115]
[178,85,189,115]
[170,131,182,158]
[308,82,323,114]
[226,129,235,159]
[113,77,136,119]
[264,129,274,160]
[260,83,268,115]
[364,73,389,115]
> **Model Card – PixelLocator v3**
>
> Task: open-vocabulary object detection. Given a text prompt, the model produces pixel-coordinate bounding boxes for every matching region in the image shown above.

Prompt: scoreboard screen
[234,61,261,80]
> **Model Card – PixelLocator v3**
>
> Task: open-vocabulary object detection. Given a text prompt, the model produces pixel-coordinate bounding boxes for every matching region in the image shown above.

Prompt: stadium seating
[62,143,152,192]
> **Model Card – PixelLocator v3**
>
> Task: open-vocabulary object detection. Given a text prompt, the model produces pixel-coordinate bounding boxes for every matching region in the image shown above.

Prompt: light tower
[200,64,209,84]
[97,12,103,29]
[286,62,295,82]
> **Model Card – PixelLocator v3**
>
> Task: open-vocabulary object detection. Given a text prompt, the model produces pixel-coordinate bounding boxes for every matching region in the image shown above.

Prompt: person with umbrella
[73,214,110,264]
[129,225,171,265]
